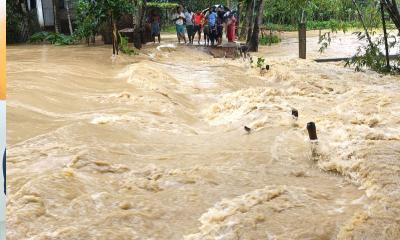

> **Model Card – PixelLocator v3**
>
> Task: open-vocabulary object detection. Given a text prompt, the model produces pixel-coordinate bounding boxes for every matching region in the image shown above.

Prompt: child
[151,10,161,43]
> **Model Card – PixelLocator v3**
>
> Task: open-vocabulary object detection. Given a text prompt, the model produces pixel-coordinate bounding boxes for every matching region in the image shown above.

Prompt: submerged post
[307,122,318,141]
[307,122,319,159]
[299,23,306,59]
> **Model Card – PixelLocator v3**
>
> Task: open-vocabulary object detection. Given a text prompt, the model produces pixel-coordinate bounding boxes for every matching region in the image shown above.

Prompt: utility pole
[380,1,391,71]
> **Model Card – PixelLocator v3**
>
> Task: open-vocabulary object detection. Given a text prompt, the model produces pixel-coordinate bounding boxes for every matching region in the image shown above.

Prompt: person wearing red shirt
[192,10,205,45]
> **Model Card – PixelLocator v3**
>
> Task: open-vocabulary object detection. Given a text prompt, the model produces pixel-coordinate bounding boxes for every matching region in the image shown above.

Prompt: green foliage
[162,25,177,33]
[307,20,358,30]
[74,0,103,40]
[6,0,40,43]
[118,33,137,55]
[148,0,232,10]
[75,0,135,40]
[147,2,179,9]
[259,34,281,45]
[257,57,265,68]
[265,20,362,32]
[263,0,376,26]
[6,0,24,37]
[345,31,400,74]
[29,32,76,45]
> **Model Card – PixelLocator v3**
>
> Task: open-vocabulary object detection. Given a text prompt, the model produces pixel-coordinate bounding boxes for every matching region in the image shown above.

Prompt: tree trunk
[137,0,147,30]
[65,0,73,35]
[236,2,241,37]
[248,0,265,52]
[52,0,60,33]
[113,21,119,55]
[240,0,253,40]
[352,0,374,47]
[381,0,400,33]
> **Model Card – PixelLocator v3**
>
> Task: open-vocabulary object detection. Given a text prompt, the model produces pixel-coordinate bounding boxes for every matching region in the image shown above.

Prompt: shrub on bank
[29,32,76,45]
[259,34,281,45]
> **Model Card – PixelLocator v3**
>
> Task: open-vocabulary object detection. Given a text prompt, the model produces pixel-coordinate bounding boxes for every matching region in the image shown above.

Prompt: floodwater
[6,32,400,239]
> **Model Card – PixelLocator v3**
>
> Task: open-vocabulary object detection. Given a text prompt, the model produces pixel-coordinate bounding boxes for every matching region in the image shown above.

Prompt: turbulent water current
[6,33,400,239]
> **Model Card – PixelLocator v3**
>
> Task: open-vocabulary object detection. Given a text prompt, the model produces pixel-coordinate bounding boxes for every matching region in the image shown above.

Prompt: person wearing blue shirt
[207,7,217,46]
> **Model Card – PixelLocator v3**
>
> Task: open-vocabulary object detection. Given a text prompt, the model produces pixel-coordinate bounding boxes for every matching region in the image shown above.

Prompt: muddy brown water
[6,33,400,239]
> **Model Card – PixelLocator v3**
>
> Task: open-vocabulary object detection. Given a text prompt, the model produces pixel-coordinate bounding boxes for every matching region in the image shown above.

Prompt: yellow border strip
[0,0,6,239]
[0,0,5,99]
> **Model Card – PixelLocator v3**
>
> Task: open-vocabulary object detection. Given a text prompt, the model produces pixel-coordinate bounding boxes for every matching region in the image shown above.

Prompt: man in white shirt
[173,6,187,44]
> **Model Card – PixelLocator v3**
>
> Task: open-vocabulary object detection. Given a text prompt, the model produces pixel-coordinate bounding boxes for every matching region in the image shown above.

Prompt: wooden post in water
[307,122,318,141]
[380,1,391,71]
[299,23,306,59]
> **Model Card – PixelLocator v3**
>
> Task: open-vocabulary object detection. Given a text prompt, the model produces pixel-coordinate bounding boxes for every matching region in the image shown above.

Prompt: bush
[118,33,137,55]
[259,34,281,45]
[265,20,362,32]
[162,25,176,33]
[29,32,76,45]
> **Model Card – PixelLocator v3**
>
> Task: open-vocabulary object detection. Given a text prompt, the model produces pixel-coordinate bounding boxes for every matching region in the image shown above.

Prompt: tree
[52,0,60,33]
[75,0,134,54]
[6,0,40,43]
[248,0,265,52]
[381,0,400,33]
[240,0,253,40]
[65,0,74,35]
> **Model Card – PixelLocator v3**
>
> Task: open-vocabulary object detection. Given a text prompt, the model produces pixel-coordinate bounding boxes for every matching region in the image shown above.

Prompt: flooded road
[6,33,400,239]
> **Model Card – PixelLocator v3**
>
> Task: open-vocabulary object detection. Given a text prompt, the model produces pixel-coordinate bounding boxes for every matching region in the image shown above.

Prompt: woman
[226,13,236,42]
[173,6,187,44]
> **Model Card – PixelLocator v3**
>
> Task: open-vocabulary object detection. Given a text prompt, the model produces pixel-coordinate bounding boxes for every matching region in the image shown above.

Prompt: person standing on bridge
[207,7,217,46]
[216,8,225,46]
[226,12,236,42]
[151,10,161,44]
[193,10,205,45]
[184,7,194,44]
[173,6,187,44]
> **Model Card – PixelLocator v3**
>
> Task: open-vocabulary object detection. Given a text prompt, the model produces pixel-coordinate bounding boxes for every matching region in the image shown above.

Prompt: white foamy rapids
[204,87,291,127]
[184,186,286,240]
[156,43,177,52]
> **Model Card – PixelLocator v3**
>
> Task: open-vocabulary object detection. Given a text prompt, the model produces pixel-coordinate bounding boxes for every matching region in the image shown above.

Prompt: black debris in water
[292,109,299,119]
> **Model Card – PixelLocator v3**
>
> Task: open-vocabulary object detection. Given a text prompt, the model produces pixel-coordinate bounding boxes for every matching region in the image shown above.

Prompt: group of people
[173,5,237,46]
